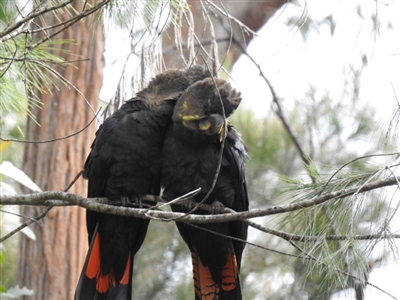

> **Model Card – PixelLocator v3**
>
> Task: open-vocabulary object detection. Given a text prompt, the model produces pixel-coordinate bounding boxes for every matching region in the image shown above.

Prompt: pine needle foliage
[275,157,399,293]
[0,0,102,122]
[1,36,75,120]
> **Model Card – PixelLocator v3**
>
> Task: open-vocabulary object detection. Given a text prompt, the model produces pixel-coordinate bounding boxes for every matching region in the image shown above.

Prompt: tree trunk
[17,3,104,299]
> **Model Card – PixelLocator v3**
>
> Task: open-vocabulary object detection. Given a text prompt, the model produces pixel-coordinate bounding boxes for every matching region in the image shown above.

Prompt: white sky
[232,0,400,124]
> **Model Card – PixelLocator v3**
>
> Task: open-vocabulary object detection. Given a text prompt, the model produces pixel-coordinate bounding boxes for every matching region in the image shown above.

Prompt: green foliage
[0,0,6,23]
[0,0,85,125]
[0,36,76,120]
[0,251,6,293]
[231,108,299,202]
[0,208,19,291]
[263,158,396,298]
[0,0,15,27]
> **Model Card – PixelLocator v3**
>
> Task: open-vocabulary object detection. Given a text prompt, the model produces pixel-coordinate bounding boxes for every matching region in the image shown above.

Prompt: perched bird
[161,78,249,300]
[75,66,210,300]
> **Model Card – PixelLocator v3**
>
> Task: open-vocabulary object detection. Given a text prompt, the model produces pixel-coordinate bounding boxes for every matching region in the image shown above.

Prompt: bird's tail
[75,227,133,300]
[191,248,242,300]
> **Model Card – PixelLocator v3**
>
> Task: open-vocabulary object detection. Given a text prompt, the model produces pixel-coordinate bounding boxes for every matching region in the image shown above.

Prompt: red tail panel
[86,233,101,279]
[221,251,238,292]
[85,232,125,293]
[120,253,132,285]
[192,251,239,300]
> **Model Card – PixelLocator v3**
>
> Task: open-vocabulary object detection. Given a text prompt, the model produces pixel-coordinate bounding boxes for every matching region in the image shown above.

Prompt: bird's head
[173,78,241,141]
[136,65,210,106]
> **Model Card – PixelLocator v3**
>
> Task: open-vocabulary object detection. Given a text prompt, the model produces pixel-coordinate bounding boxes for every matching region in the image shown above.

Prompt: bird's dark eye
[203,103,209,108]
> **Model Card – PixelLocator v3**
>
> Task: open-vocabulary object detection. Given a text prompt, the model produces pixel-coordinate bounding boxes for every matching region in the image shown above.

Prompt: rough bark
[17,2,104,299]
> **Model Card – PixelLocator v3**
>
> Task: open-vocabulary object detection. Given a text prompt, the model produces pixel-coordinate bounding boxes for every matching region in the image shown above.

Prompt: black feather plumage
[161,77,249,300]
[75,66,210,300]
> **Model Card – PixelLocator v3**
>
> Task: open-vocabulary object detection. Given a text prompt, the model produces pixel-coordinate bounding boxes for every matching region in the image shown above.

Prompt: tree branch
[0,170,84,242]
[1,175,399,224]
[0,207,51,243]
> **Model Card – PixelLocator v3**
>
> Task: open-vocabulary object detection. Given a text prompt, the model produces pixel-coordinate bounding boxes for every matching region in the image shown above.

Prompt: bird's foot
[177,199,225,214]
[121,195,142,208]
[210,200,225,214]
[179,198,197,211]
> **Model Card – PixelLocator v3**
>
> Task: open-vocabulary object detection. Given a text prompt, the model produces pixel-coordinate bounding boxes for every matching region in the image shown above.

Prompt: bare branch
[186,222,308,260]
[1,175,399,224]
[0,170,84,242]
[145,188,201,211]
[242,214,400,242]
[214,26,315,182]
[243,49,313,179]
[0,207,51,243]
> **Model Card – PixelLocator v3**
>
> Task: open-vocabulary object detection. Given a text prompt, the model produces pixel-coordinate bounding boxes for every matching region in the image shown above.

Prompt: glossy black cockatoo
[161,77,249,300]
[75,66,210,300]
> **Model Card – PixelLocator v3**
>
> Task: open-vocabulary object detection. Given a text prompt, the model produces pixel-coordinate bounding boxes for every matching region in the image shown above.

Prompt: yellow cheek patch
[182,101,188,109]
[179,114,201,121]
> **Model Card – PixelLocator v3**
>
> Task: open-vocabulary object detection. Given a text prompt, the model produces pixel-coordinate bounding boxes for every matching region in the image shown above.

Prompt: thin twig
[0,170,83,242]
[144,188,201,212]
[0,108,101,143]
[185,222,308,260]
[0,207,51,243]
[222,32,315,182]
[318,152,400,196]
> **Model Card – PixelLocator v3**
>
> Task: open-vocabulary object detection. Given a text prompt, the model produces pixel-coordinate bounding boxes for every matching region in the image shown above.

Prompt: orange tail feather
[191,250,238,300]
[221,250,238,292]
[85,232,132,294]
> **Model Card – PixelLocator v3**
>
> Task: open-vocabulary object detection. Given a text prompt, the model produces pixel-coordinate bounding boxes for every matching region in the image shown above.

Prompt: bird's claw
[211,200,225,214]
[121,195,142,208]
[180,198,197,211]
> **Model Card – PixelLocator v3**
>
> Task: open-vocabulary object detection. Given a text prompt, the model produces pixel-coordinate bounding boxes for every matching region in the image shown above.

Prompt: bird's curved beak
[179,114,226,140]
[199,114,226,139]
[198,120,212,131]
